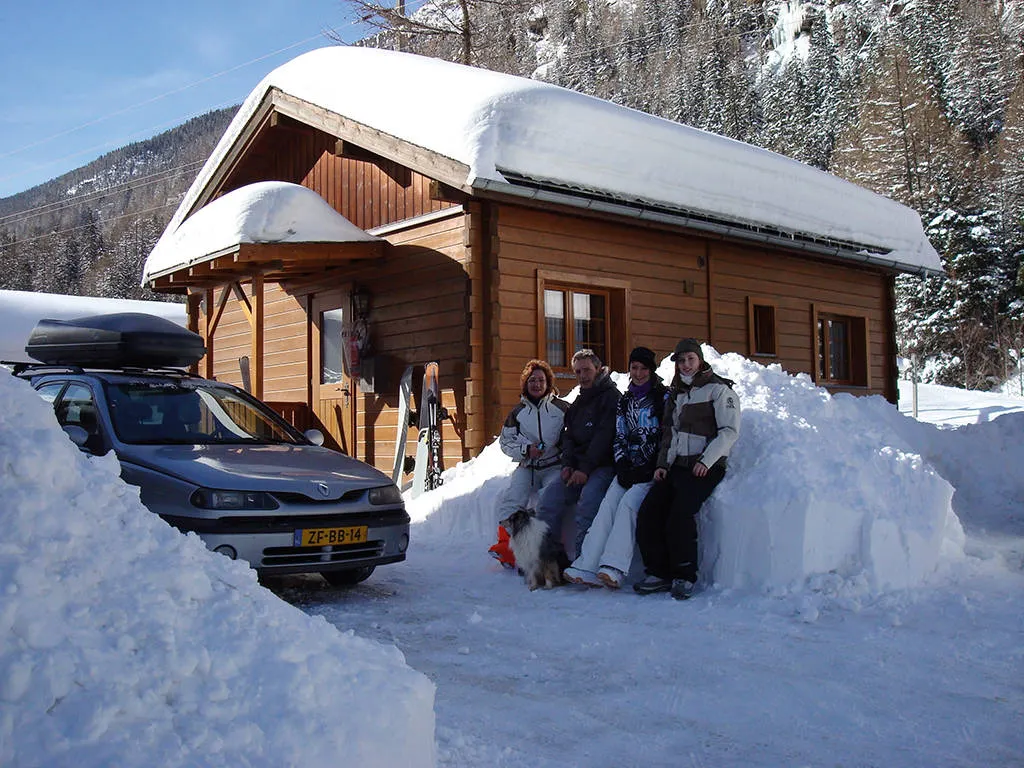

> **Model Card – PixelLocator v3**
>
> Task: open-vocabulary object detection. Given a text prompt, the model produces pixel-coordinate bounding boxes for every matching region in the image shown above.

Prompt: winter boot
[488,526,516,569]
[633,575,672,595]
[670,579,695,600]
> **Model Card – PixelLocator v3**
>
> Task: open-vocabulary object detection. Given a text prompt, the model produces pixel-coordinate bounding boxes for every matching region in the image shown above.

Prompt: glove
[615,459,634,489]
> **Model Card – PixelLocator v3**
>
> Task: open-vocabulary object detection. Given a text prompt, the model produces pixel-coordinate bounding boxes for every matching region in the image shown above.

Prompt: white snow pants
[571,478,654,575]
[497,464,563,520]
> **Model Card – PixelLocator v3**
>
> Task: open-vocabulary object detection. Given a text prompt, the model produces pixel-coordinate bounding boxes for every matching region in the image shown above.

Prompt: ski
[410,362,442,497]
[391,365,414,487]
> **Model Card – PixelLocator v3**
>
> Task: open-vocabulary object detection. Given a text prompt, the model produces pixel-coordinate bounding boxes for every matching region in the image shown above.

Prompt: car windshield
[104,381,306,446]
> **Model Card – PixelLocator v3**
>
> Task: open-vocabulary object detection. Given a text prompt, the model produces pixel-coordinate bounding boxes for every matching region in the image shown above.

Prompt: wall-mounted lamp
[351,283,372,322]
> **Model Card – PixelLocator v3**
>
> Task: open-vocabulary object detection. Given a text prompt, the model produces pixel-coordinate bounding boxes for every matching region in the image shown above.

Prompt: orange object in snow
[488,526,516,568]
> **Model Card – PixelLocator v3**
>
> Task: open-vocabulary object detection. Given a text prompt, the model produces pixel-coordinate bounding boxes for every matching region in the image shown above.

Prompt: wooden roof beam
[270,89,472,193]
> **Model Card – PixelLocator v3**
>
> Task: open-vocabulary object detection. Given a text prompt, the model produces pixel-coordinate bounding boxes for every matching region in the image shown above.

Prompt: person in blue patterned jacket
[564,346,667,589]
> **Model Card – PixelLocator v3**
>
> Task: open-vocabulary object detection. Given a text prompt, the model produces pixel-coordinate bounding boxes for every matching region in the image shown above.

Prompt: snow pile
[884,394,1024,559]
[0,371,435,768]
[696,351,962,593]
[152,47,941,282]
[898,379,1024,426]
[146,181,381,279]
[410,348,965,595]
[0,289,184,364]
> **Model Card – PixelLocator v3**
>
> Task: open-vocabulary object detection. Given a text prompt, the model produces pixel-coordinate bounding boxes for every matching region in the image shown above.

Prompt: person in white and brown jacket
[634,338,740,600]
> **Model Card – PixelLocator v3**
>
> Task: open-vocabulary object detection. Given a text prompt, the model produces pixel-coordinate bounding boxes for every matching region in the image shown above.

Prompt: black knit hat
[628,346,656,370]
[670,338,704,362]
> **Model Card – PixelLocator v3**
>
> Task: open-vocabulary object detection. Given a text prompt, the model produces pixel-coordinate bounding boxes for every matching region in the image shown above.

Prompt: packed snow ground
[279,353,1023,767]
[2,351,1022,766]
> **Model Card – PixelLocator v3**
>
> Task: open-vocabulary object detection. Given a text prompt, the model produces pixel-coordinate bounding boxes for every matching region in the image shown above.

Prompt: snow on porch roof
[156,46,942,276]
[144,181,381,282]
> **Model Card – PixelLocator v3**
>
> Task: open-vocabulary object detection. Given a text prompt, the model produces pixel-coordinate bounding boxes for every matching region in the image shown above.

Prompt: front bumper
[163,507,410,576]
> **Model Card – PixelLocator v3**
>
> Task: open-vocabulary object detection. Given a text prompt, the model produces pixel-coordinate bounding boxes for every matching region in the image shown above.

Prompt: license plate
[294,525,368,547]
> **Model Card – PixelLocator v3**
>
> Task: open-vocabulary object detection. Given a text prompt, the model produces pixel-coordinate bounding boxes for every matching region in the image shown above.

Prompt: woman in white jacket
[488,360,569,566]
[496,360,569,520]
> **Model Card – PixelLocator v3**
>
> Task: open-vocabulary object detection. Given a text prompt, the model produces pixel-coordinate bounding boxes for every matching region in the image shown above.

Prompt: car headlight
[367,485,403,505]
[191,489,280,510]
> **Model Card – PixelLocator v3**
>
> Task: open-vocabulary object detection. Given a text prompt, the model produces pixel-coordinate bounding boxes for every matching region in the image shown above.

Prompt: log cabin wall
[707,242,891,397]
[220,125,454,230]
[491,204,709,436]
[287,209,472,477]
[199,281,308,400]
[489,203,895,435]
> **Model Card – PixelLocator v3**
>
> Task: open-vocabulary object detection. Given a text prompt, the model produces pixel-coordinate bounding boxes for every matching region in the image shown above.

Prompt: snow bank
[697,350,962,593]
[0,370,435,768]
[410,349,966,596]
[884,398,1024,551]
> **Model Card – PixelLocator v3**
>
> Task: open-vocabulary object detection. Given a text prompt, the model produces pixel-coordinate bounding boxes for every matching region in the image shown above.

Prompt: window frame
[747,297,779,358]
[811,304,870,388]
[536,269,630,378]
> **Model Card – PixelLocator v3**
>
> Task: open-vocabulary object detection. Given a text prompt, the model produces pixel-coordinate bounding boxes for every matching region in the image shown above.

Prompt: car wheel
[322,565,375,587]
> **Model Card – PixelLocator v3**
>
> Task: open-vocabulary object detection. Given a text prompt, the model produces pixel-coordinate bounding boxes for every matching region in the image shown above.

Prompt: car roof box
[25,312,205,369]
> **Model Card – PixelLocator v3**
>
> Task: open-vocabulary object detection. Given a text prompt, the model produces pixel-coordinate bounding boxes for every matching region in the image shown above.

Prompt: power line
[0,100,239,190]
[0,17,371,195]
[0,160,207,227]
[0,33,327,163]
[2,201,182,251]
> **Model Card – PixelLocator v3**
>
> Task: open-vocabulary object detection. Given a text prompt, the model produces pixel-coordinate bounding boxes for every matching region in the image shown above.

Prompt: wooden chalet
[143,47,943,478]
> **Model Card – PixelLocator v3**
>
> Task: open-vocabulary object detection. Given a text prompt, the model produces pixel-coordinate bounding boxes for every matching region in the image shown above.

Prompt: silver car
[23,367,409,586]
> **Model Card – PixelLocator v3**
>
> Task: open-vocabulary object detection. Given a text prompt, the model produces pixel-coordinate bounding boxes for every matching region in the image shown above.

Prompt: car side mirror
[62,425,89,448]
[304,428,325,446]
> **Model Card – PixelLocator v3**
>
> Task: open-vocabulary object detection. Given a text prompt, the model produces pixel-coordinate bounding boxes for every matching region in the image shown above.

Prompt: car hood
[118,442,391,495]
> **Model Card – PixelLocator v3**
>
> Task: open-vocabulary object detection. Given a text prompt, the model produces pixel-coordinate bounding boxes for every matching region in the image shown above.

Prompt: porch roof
[146,181,383,291]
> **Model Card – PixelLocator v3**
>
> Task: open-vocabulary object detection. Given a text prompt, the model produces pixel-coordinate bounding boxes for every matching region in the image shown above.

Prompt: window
[814,307,869,387]
[321,307,345,385]
[54,382,105,453]
[35,382,66,404]
[748,298,778,357]
[543,286,609,369]
[537,270,629,375]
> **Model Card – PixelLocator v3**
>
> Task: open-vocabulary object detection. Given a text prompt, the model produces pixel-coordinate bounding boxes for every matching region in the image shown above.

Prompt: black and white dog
[498,508,564,590]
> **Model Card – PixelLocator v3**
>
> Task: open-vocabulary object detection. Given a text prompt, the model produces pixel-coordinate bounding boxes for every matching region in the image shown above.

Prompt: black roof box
[25,312,205,369]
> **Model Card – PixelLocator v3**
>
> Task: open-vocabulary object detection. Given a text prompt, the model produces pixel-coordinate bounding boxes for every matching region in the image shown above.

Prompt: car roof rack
[9,362,85,376]
[9,361,195,378]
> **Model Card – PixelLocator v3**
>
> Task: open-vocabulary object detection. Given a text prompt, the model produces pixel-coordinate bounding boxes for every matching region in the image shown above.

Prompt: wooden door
[312,292,354,455]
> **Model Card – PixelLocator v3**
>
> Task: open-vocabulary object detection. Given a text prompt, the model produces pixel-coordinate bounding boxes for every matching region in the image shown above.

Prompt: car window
[35,382,66,404]
[104,381,305,446]
[54,383,105,453]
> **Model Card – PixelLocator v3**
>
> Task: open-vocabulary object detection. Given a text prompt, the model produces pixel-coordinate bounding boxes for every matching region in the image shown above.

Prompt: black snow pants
[635,462,726,583]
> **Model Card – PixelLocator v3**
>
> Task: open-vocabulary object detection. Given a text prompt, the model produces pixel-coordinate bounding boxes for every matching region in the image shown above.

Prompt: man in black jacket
[535,349,619,561]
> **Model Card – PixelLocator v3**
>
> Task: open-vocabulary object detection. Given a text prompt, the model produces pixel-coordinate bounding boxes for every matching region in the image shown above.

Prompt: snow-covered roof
[154,46,942,277]
[144,181,380,281]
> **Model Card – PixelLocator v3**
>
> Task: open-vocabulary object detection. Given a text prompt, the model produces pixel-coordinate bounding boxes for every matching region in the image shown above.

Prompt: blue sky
[0,0,373,199]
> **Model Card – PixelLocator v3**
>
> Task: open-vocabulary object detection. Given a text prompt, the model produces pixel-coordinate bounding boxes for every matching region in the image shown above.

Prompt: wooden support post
[251,273,264,400]
[186,292,202,377]
[205,288,217,380]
